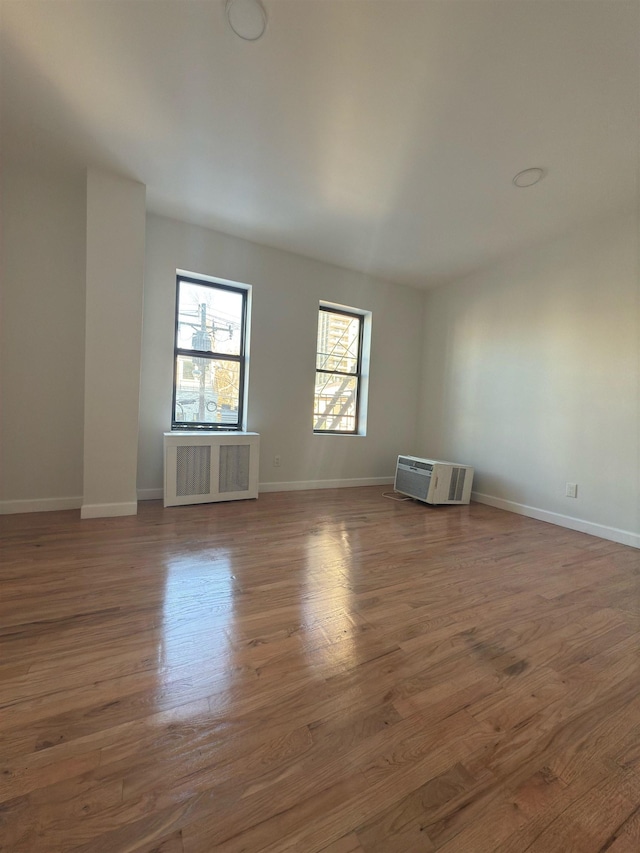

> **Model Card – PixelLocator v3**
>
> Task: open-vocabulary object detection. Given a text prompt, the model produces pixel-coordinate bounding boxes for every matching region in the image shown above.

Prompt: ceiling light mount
[226,0,267,41]
[512,167,546,188]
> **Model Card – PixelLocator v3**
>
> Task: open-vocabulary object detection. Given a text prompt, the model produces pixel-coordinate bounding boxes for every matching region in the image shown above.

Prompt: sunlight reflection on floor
[303,525,357,670]
[158,549,236,713]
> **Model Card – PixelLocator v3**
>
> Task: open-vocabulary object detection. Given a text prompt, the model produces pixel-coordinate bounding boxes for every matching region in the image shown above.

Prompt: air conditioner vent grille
[398,456,433,471]
[395,467,430,501]
[176,445,211,496]
[448,467,466,502]
[219,444,250,493]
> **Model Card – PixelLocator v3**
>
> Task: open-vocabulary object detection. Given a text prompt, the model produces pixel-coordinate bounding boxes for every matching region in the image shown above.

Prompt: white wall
[0,163,86,511]
[138,214,424,495]
[419,212,640,545]
[82,170,146,518]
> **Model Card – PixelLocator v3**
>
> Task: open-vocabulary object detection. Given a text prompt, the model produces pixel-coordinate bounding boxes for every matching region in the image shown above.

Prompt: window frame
[172,274,248,431]
[313,305,365,435]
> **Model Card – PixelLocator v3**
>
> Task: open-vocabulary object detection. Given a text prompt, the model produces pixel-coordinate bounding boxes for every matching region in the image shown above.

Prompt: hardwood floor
[0,487,638,852]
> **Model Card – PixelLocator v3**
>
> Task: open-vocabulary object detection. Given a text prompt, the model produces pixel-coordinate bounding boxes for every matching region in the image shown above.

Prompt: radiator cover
[164,432,260,507]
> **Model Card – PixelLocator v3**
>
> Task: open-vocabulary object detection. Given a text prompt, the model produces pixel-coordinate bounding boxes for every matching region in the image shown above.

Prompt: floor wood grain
[0,488,638,851]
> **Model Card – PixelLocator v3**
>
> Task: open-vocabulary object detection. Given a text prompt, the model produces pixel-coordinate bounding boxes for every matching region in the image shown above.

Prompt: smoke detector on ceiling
[226,0,268,41]
[512,168,546,188]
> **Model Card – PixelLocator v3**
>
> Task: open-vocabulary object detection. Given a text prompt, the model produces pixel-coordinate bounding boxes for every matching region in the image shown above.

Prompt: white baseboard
[472,491,640,549]
[0,496,83,515]
[80,501,138,519]
[259,476,394,493]
[137,488,164,501]
[138,479,394,501]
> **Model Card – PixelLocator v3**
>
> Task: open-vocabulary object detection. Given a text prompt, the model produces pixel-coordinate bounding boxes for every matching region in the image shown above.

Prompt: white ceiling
[2,0,638,288]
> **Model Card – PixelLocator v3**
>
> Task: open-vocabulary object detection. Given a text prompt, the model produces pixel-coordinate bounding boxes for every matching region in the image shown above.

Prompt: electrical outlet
[565,482,578,498]
[273,455,281,467]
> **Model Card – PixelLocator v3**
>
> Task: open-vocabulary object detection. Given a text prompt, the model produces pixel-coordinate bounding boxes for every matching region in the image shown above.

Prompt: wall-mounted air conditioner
[394,455,474,505]
[164,432,259,507]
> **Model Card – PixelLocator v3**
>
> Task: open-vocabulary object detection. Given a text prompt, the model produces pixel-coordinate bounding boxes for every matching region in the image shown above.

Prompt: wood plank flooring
[0,487,638,852]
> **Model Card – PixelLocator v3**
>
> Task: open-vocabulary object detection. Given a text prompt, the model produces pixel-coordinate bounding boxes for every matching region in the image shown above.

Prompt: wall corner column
[82,169,146,519]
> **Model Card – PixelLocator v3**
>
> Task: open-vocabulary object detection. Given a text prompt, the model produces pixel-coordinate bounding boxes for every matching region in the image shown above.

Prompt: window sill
[313,432,367,437]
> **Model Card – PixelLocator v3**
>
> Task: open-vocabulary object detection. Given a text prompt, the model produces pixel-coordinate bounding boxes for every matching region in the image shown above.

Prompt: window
[172,274,248,430]
[314,305,366,434]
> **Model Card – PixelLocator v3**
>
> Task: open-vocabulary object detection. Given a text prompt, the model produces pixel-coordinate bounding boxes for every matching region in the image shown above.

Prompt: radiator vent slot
[219,445,250,493]
[176,445,211,496]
